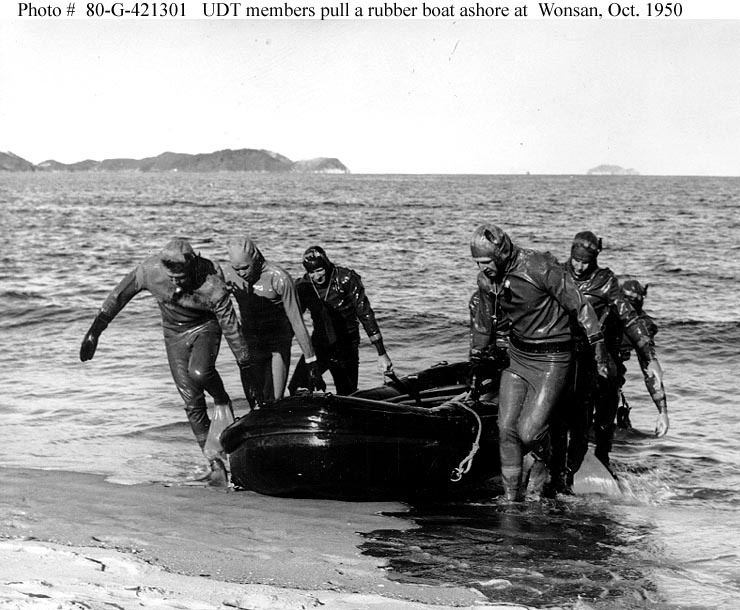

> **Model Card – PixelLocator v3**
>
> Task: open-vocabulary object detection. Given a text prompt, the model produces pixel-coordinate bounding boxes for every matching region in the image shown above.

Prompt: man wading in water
[288,246,392,395]
[79,238,258,486]
[547,232,668,496]
[223,237,322,401]
[470,224,611,502]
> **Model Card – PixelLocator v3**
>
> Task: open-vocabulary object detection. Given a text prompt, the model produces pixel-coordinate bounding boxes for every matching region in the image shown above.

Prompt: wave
[663,320,740,330]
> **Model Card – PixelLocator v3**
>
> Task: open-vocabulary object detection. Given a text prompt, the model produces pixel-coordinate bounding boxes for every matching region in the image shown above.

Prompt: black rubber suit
[470,224,610,501]
[288,246,389,396]
[223,238,316,401]
[553,233,658,482]
[616,278,668,432]
[79,239,253,459]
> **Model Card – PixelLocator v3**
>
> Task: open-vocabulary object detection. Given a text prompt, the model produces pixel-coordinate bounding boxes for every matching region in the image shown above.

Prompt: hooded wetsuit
[96,249,250,450]
[472,224,606,501]
[616,280,661,428]
[288,252,385,396]
[223,238,315,401]
[555,262,657,472]
[619,280,658,364]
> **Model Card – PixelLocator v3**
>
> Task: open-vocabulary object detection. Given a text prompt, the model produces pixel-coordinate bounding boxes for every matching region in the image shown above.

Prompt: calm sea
[1,172,739,609]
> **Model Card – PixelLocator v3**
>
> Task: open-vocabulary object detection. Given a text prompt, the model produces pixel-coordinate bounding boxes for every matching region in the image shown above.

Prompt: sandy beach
[0,467,543,610]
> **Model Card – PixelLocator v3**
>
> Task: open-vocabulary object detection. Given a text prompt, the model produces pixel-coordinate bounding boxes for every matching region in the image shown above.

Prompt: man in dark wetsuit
[79,238,257,486]
[470,224,612,502]
[549,232,668,494]
[616,278,669,433]
[223,237,322,401]
[288,246,392,396]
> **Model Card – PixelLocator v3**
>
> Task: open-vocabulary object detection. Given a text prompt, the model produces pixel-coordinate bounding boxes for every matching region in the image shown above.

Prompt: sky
[1,10,739,175]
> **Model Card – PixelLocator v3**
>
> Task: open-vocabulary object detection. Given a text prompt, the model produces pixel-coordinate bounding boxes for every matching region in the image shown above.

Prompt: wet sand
[0,467,535,610]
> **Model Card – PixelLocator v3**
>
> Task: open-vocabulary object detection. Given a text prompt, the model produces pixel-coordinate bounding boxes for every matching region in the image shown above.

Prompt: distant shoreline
[1,169,734,178]
[0,148,351,174]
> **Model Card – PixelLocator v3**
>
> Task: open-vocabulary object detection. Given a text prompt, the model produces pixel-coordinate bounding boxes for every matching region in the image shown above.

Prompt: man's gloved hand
[470,346,509,374]
[80,314,109,362]
[490,345,510,370]
[593,341,617,379]
[80,333,99,362]
[377,353,393,376]
[238,360,264,409]
[655,411,670,438]
[307,360,326,392]
[469,348,485,367]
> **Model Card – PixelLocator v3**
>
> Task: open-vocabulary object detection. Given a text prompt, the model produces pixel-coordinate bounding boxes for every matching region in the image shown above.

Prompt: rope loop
[450,398,483,483]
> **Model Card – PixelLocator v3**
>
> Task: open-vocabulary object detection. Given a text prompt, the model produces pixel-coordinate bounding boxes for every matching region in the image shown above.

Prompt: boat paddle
[384,369,424,407]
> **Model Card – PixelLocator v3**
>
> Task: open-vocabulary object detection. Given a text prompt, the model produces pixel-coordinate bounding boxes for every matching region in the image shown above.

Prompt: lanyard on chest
[311,268,336,302]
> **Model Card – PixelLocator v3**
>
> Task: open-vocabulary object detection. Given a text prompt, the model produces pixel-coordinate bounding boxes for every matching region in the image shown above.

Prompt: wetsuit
[95,254,250,450]
[223,261,315,401]
[476,247,605,500]
[619,309,658,364]
[617,302,659,427]
[288,265,384,395]
[555,264,656,472]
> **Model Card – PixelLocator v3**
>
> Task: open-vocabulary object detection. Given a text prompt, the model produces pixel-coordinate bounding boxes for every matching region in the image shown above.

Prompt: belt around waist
[510,335,573,354]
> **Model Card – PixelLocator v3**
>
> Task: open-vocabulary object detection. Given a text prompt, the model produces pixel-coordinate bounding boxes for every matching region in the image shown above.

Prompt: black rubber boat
[221,361,500,501]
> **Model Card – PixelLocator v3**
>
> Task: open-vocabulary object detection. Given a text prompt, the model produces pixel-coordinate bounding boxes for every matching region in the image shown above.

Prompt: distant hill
[587,164,639,176]
[3,148,351,174]
[0,151,36,172]
[291,157,350,174]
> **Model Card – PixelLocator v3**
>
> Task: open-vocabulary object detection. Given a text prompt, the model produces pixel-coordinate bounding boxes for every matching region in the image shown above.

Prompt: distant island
[587,164,639,176]
[0,148,350,174]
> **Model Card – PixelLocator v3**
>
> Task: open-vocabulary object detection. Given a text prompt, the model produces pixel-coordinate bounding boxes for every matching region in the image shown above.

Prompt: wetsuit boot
[206,457,229,487]
[501,467,525,502]
[523,452,549,498]
[193,457,229,487]
[593,424,616,475]
[543,468,575,498]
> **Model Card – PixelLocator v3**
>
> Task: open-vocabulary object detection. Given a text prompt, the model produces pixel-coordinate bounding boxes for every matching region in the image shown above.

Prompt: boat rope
[450,398,483,482]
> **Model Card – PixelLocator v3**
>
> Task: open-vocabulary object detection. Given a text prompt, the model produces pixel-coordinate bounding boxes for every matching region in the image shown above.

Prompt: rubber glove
[469,348,485,366]
[80,314,109,362]
[307,361,326,392]
[238,360,264,410]
[655,410,670,438]
[644,359,668,437]
[377,353,393,376]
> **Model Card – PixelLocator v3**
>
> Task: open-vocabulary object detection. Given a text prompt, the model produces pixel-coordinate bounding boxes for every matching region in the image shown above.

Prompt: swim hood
[570,231,602,263]
[302,245,333,272]
[160,238,196,273]
[227,237,265,271]
[622,279,648,303]
[470,224,513,266]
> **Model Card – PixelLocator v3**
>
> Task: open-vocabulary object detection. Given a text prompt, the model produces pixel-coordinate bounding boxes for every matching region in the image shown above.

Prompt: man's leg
[498,370,529,501]
[165,331,211,450]
[189,326,230,406]
[593,376,620,470]
[269,340,292,400]
[517,355,571,496]
[329,340,360,395]
[185,326,234,486]
[565,357,596,478]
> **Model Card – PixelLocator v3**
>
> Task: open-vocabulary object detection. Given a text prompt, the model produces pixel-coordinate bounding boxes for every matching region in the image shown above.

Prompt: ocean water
[1,172,739,609]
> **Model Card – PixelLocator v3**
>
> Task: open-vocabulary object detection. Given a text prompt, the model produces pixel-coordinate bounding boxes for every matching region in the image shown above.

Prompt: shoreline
[0,467,529,610]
